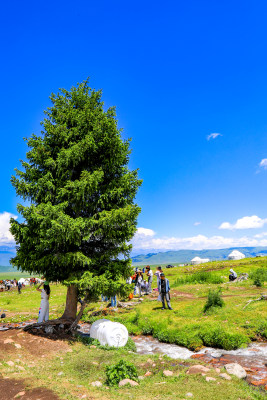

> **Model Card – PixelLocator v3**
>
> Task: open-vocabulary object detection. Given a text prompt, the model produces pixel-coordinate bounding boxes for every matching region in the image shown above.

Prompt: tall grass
[173,271,223,286]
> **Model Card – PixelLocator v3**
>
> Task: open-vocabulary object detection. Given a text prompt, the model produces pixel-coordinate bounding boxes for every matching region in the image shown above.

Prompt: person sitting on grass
[229,268,237,281]
[158,273,172,310]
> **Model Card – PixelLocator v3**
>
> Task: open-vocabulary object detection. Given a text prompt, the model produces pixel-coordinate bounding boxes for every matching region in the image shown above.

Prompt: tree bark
[61,284,78,321]
[67,292,89,333]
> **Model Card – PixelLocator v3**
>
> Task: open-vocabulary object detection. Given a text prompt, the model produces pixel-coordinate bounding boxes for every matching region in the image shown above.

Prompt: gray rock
[91,381,102,387]
[119,379,139,387]
[163,370,173,376]
[224,363,247,379]
[219,373,231,381]
[45,325,54,334]
[206,376,216,382]
[187,365,210,374]
[235,273,249,282]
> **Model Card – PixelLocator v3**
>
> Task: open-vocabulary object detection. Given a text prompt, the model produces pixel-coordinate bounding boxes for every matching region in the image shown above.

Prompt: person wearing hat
[229,268,237,281]
[36,278,51,322]
[158,273,172,310]
[145,265,153,294]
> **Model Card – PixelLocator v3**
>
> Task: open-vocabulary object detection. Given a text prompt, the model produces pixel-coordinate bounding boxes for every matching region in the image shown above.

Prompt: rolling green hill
[131,246,267,265]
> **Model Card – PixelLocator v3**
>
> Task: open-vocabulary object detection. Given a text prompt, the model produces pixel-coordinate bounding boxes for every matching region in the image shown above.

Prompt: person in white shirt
[36,280,50,322]
[145,266,153,294]
[229,269,237,281]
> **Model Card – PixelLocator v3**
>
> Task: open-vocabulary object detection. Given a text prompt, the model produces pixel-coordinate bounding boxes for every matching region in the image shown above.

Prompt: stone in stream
[224,363,247,379]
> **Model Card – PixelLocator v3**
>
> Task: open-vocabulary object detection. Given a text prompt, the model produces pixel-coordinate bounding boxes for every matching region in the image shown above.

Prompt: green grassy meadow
[0,257,266,399]
[0,257,266,348]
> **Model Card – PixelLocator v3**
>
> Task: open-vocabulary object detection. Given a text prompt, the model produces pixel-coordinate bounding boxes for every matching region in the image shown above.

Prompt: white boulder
[224,363,247,379]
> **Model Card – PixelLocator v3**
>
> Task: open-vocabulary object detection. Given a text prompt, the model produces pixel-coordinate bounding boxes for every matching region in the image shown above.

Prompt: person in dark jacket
[229,268,237,281]
[158,273,172,310]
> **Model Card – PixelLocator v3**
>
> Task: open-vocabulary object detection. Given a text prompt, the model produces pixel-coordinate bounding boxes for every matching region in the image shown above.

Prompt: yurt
[228,250,245,260]
[191,257,210,265]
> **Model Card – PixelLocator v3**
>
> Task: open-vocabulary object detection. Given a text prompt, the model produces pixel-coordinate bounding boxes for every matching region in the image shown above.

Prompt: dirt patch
[171,290,195,299]
[0,378,61,400]
[0,329,71,357]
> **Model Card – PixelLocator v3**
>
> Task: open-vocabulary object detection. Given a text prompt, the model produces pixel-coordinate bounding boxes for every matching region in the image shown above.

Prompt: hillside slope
[131,246,267,265]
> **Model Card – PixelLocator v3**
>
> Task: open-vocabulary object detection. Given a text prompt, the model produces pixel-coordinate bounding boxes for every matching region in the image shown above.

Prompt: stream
[133,335,267,385]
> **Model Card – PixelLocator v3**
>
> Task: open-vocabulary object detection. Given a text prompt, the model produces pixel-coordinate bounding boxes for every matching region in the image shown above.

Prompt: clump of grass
[76,335,136,352]
[105,359,138,386]
[203,288,224,313]
[174,271,223,286]
[250,268,267,287]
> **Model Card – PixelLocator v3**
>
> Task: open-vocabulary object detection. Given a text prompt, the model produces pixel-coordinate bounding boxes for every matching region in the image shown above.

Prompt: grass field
[0,271,39,280]
[86,257,267,350]
[0,257,266,399]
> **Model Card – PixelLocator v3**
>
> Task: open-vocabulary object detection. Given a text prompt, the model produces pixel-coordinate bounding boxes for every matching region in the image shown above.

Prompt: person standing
[136,270,143,297]
[154,266,162,285]
[17,280,22,294]
[158,273,172,310]
[145,266,153,294]
[36,280,50,322]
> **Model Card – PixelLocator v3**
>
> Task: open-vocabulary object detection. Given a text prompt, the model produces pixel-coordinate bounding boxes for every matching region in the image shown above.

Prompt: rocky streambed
[132,335,267,388]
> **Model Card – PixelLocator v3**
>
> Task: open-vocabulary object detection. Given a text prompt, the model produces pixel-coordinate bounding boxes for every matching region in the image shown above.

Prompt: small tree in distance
[10,79,142,322]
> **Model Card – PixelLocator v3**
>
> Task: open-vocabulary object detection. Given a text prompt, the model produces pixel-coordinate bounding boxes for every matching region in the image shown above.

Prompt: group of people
[0,279,15,291]
[130,265,172,310]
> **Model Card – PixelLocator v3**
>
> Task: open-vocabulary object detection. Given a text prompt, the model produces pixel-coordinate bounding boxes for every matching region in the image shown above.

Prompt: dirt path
[0,378,61,400]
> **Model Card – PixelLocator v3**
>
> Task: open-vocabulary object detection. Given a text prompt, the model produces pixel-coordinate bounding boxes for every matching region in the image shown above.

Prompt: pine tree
[10,80,141,321]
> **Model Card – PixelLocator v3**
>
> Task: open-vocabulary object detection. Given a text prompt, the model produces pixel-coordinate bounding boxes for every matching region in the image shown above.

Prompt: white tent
[18,278,30,285]
[191,257,210,265]
[228,250,245,260]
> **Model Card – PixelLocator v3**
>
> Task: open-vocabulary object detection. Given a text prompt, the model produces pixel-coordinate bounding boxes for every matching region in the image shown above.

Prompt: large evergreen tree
[10,80,141,321]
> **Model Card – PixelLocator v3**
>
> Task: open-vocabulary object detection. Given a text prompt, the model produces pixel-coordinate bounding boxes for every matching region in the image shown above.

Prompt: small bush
[254,275,263,287]
[105,359,138,386]
[203,288,224,313]
[250,268,267,287]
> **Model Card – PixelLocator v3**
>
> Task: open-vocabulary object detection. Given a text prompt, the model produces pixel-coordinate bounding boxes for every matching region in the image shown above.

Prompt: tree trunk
[61,284,78,321]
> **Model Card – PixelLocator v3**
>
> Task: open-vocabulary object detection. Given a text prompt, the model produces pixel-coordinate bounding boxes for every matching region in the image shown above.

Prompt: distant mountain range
[131,246,267,265]
[2,245,267,271]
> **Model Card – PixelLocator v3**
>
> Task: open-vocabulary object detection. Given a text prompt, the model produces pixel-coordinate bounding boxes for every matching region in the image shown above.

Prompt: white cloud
[0,212,17,244]
[259,159,267,170]
[136,227,155,236]
[254,232,267,238]
[219,215,267,230]
[194,222,201,226]
[207,133,222,141]
[131,227,267,252]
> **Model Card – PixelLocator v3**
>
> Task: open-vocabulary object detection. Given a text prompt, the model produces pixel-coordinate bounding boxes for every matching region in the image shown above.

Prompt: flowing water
[133,335,267,385]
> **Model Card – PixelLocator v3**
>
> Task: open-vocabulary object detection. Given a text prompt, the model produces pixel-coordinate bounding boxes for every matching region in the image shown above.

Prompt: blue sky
[1,0,267,255]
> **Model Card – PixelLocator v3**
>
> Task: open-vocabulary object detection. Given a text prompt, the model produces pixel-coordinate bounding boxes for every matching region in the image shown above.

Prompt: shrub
[254,275,263,287]
[200,326,249,350]
[105,359,138,386]
[203,288,224,313]
[250,268,267,287]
